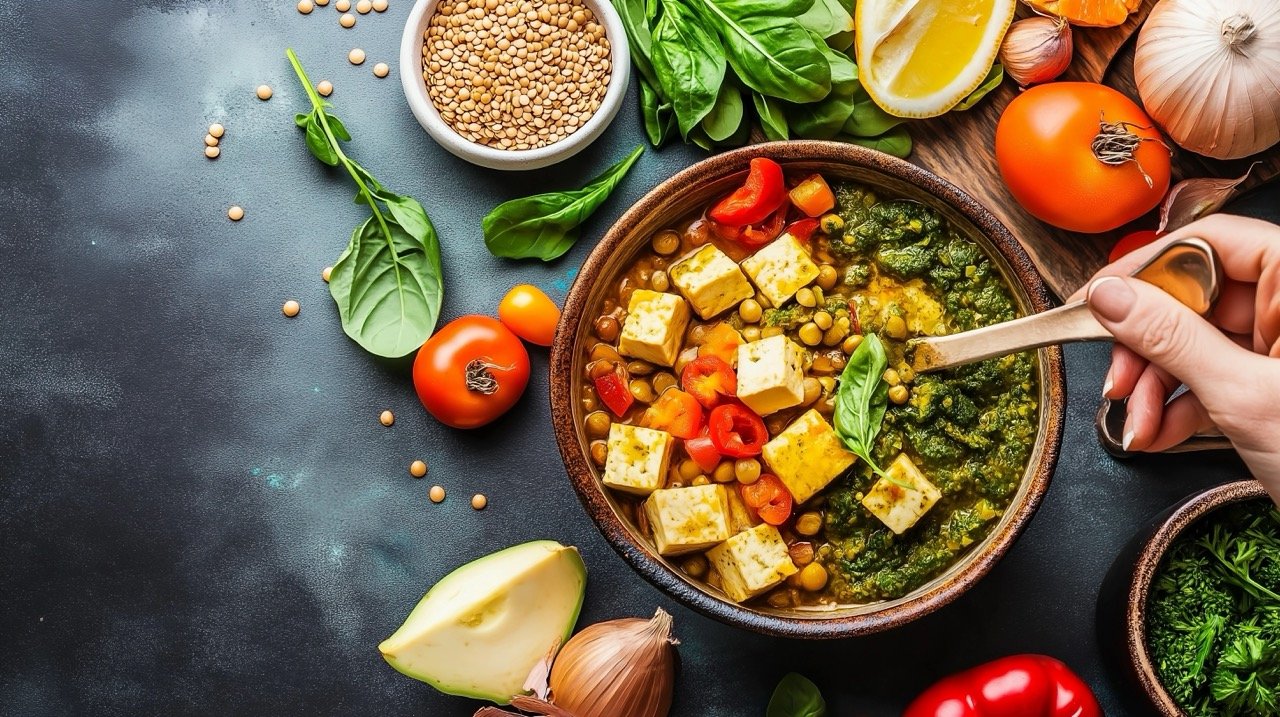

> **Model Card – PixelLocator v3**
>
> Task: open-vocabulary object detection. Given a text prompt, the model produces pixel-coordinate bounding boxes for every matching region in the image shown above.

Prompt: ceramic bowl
[399,0,630,170]
[1098,479,1269,715]
[549,141,1067,639]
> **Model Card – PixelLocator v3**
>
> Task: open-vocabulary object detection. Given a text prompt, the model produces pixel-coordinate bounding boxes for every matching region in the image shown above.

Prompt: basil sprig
[833,333,890,476]
[767,673,827,717]
[286,49,443,359]
[482,145,644,261]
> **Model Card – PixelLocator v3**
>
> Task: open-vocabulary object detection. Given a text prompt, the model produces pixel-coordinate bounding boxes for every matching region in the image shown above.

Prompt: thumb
[1086,276,1245,397]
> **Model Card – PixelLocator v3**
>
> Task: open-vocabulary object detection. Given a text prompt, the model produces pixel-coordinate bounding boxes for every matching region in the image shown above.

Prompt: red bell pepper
[707,402,768,457]
[681,356,737,408]
[641,389,704,439]
[683,428,722,474]
[904,654,1102,717]
[783,218,821,243]
[708,158,788,226]
[592,363,633,417]
[740,474,793,525]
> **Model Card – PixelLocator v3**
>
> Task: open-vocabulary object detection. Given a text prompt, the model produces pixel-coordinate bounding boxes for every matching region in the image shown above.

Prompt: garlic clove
[998,15,1073,87]
[1158,164,1259,233]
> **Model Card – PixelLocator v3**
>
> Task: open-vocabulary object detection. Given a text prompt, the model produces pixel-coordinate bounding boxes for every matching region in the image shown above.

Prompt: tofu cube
[668,244,755,319]
[740,233,821,307]
[862,453,943,534]
[724,484,762,535]
[762,409,857,504]
[735,335,806,416]
[643,485,732,556]
[706,523,798,603]
[617,290,691,366]
[602,423,674,496]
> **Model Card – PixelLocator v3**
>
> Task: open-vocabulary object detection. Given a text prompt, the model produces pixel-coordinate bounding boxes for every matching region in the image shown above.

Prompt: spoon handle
[911,301,1105,373]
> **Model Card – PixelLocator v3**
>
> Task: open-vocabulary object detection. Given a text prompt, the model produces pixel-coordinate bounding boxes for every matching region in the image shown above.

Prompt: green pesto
[817,181,1039,602]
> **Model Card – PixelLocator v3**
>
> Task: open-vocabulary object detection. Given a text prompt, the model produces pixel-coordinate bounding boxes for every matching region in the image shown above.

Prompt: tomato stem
[1090,111,1168,189]
[465,358,512,395]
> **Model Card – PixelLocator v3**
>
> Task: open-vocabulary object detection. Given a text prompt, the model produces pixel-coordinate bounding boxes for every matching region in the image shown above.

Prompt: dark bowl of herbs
[1098,479,1280,717]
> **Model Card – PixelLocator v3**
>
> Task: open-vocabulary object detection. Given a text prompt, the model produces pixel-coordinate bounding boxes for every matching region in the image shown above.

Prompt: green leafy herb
[639,77,676,146]
[767,673,826,717]
[845,125,913,159]
[785,41,857,140]
[482,145,644,261]
[286,49,443,359]
[651,0,726,136]
[833,333,890,476]
[692,0,831,104]
[954,63,1005,112]
[753,92,790,141]
[701,84,745,142]
[795,0,853,40]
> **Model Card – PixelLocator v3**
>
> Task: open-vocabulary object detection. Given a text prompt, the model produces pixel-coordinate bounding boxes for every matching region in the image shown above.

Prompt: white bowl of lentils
[399,0,629,170]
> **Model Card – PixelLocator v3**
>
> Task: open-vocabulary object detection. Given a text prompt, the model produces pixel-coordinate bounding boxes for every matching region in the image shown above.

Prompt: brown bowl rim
[549,141,1066,639]
[1124,479,1270,715]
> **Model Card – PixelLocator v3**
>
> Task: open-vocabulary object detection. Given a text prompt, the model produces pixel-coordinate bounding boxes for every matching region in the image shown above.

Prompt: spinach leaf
[639,77,676,147]
[845,83,907,138]
[692,0,831,104]
[844,125,912,158]
[652,0,726,137]
[795,0,852,40]
[613,0,658,86]
[786,42,856,139]
[954,63,1004,112]
[767,673,826,717]
[701,84,744,142]
[483,145,644,261]
[287,49,443,359]
[833,333,890,475]
[753,92,790,141]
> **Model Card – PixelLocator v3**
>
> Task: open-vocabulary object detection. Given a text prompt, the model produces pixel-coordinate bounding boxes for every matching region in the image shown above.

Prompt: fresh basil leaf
[701,84,744,142]
[325,111,352,141]
[612,0,658,86]
[692,0,831,103]
[652,0,726,137]
[786,43,856,139]
[483,145,644,261]
[826,28,853,52]
[845,83,907,138]
[833,333,889,474]
[843,125,912,158]
[639,77,676,147]
[294,112,310,128]
[954,63,1004,112]
[767,674,826,717]
[752,92,789,141]
[796,0,852,40]
[707,0,814,16]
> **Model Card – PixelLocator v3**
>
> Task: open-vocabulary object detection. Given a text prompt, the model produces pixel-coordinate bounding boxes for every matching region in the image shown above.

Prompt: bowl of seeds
[399,0,628,170]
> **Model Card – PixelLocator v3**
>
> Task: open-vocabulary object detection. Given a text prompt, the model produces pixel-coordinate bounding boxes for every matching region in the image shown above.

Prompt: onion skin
[548,609,677,717]
[999,16,1073,87]
[1135,0,1280,159]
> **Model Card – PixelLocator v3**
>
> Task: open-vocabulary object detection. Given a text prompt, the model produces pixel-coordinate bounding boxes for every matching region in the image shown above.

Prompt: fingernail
[1122,429,1135,452]
[1088,276,1138,322]
[1103,371,1113,397]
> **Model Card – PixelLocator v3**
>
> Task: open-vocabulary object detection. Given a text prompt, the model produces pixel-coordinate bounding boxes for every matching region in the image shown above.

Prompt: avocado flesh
[378,540,587,704]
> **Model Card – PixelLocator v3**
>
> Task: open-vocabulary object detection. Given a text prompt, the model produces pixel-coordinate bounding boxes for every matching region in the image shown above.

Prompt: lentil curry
[579,160,1038,609]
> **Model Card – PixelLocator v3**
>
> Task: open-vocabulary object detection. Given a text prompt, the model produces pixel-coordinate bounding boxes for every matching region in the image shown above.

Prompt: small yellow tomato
[498,284,560,346]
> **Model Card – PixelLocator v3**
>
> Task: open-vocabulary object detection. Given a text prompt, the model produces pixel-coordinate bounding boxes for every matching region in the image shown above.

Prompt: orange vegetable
[1026,0,1140,28]
[641,389,704,439]
[498,284,560,346]
[697,323,744,366]
[788,174,836,218]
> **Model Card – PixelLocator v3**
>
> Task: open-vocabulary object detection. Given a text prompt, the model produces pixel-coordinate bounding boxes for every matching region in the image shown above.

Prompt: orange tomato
[498,284,560,346]
[1027,0,1140,27]
[413,315,530,429]
[995,83,1170,234]
[1109,229,1161,263]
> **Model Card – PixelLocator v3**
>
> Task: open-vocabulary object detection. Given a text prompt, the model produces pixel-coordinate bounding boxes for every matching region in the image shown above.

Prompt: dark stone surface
[1,2,1274,715]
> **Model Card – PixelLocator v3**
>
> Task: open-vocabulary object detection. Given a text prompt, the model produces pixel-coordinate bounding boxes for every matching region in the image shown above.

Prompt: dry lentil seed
[340,12,356,27]
[429,485,445,503]
[204,146,220,159]
[336,0,351,10]
[203,134,219,146]
[373,0,389,10]
[373,62,390,78]
[317,80,334,96]
[471,493,488,510]
[255,85,273,100]
[321,266,333,282]
[227,205,244,221]
[356,0,373,12]
[282,300,300,317]
[379,410,395,426]
[348,48,366,65]
[410,460,428,477]
[316,0,329,5]
[208,123,225,138]
[298,0,315,12]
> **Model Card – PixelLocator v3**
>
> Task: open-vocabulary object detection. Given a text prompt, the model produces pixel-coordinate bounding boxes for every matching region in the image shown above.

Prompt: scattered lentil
[373,62,390,78]
[336,0,351,10]
[282,299,301,317]
[471,493,488,510]
[356,0,373,12]
[340,12,356,27]
[204,146,221,159]
[321,265,333,282]
[208,123,225,138]
[421,0,612,150]
[297,0,314,13]
[348,48,366,65]
[373,0,388,10]
[227,205,245,221]
[256,85,273,100]
[317,80,334,96]
[203,133,219,147]
[409,459,428,478]
[429,485,445,503]
[379,409,395,426]
[316,0,329,5]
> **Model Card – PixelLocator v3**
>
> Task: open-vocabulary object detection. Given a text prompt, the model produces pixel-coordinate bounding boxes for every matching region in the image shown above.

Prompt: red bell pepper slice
[681,356,737,408]
[592,363,633,417]
[737,206,788,247]
[641,389,704,439]
[904,654,1101,717]
[697,323,745,366]
[783,218,820,242]
[707,403,768,457]
[1109,229,1161,263]
[740,474,793,526]
[683,428,722,474]
[708,158,788,226]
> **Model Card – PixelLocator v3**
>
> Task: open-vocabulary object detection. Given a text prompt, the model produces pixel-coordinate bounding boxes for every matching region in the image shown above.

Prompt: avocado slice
[378,540,587,703]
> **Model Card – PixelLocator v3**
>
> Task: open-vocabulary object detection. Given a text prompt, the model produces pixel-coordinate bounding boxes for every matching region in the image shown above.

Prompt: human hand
[1079,214,1280,500]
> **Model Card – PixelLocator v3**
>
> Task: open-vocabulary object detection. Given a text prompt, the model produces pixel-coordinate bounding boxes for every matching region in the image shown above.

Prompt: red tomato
[995,82,1170,234]
[684,429,722,474]
[592,363,633,417]
[708,157,788,226]
[498,284,560,346]
[641,389,704,439]
[1109,229,1161,262]
[707,403,768,457]
[413,316,530,429]
[681,356,737,408]
[740,474,793,526]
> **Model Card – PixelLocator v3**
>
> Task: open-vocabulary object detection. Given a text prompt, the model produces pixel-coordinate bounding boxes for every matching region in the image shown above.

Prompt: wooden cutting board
[909,1,1280,299]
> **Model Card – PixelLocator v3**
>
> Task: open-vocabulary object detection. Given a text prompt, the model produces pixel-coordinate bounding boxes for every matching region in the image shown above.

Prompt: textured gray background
[1,1,1272,715]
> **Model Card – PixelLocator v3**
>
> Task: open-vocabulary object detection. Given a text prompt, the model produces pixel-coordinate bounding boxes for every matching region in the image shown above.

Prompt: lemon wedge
[855,0,1017,118]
